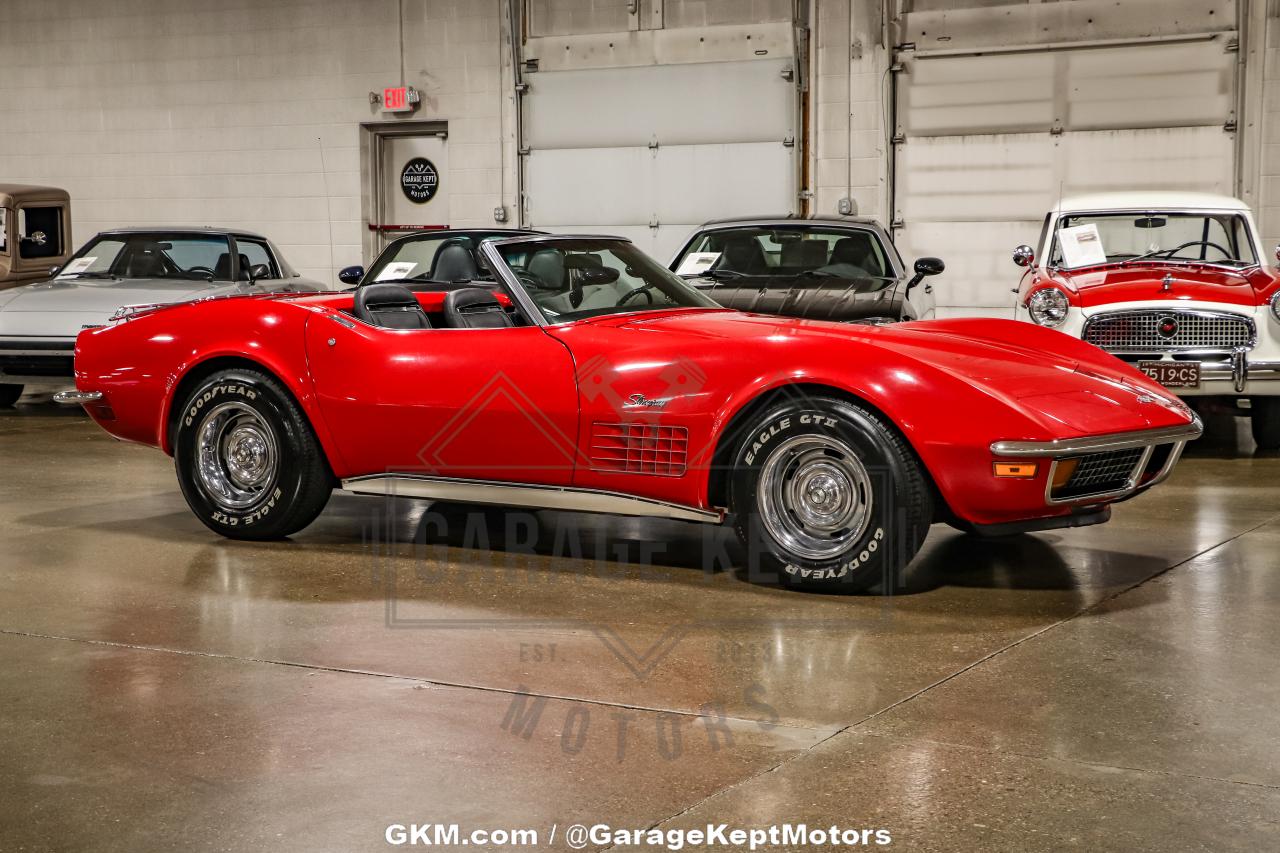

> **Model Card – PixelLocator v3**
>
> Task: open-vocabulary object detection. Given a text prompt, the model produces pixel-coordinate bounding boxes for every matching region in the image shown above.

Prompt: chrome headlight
[1271,290,1280,323]
[1027,288,1069,327]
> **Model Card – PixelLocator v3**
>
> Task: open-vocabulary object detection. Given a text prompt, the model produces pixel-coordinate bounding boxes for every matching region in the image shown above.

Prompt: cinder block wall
[0,0,517,287]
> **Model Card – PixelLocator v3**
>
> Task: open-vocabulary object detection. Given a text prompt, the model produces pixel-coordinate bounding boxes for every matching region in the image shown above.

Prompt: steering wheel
[186,265,215,279]
[618,283,657,306]
[515,271,558,292]
[1148,240,1233,262]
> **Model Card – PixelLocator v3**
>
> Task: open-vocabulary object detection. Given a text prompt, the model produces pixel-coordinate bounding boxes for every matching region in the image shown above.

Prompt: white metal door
[522,58,796,260]
[893,37,1239,317]
[378,134,450,251]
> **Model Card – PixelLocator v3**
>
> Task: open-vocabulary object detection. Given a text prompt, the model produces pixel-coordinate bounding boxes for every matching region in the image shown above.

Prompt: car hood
[1044,264,1279,308]
[595,309,1190,434]
[0,277,241,339]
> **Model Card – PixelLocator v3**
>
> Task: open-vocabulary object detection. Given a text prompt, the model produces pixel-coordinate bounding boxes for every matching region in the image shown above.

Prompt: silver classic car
[669,216,944,324]
[0,227,322,405]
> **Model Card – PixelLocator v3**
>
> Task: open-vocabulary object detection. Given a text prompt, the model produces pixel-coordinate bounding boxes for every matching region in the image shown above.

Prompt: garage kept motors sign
[400,158,439,204]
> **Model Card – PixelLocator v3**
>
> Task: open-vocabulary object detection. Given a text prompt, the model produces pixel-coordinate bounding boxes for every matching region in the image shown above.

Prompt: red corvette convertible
[59,234,1201,591]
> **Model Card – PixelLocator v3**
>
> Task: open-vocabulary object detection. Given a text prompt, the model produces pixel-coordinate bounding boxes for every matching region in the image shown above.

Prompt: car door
[305,314,581,485]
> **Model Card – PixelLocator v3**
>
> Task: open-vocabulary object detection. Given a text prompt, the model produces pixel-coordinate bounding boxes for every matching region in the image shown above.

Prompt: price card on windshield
[675,252,721,276]
[1057,224,1108,268]
[375,262,417,282]
[59,257,97,276]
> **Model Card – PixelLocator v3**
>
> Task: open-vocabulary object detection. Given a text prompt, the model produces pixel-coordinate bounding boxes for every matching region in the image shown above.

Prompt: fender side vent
[590,422,688,476]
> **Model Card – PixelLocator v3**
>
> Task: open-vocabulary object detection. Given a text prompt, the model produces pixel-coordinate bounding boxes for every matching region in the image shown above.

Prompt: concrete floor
[1,403,1278,853]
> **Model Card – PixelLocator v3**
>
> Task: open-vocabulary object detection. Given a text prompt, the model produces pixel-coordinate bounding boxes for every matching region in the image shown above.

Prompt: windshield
[494,238,720,323]
[365,231,529,285]
[673,225,894,281]
[1049,212,1258,270]
[56,234,238,282]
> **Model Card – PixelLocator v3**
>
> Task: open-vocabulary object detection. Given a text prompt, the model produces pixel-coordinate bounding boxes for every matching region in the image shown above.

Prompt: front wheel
[173,368,333,540]
[1252,397,1280,451]
[0,384,23,407]
[729,396,933,592]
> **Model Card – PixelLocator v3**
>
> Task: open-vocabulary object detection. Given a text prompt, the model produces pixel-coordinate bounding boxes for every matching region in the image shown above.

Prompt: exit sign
[381,86,419,113]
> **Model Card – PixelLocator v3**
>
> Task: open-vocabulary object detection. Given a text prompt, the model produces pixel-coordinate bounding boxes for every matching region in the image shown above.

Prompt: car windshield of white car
[1049,212,1258,270]
[57,234,238,282]
[673,226,895,283]
[495,238,721,323]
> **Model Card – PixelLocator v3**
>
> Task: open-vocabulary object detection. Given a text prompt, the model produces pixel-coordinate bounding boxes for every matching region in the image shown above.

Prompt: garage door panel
[653,142,792,223]
[896,134,1058,222]
[526,148,656,225]
[895,220,1032,313]
[524,60,793,150]
[1062,126,1234,194]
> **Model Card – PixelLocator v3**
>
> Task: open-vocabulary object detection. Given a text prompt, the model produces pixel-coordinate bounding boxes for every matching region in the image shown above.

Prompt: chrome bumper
[52,390,103,405]
[1199,350,1280,392]
[991,418,1203,506]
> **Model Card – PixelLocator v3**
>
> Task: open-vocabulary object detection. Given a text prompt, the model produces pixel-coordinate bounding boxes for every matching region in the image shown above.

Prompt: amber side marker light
[1052,458,1081,489]
[993,462,1038,479]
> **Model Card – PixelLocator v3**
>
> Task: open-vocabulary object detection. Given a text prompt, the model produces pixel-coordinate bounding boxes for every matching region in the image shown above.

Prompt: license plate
[1139,360,1200,388]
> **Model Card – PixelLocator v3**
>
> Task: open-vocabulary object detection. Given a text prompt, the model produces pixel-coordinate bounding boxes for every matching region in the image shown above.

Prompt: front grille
[590,422,688,476]
[1053,448,1145,500]
[1083,310,1253,353]
[0,355,74,377]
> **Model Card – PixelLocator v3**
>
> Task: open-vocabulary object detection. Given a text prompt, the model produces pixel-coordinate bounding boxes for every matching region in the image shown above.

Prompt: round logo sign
[1157,317,1179,339]
[400,157,439,204]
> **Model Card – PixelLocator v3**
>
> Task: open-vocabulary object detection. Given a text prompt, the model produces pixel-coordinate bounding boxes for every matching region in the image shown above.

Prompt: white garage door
[522,58,796,260]
[892,37,1239,317]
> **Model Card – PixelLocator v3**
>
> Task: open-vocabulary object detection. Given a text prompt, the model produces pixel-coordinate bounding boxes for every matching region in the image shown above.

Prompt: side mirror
[49,265,59,276]
[247,263,270,282]
[905,256,945,294]
[914,257,945,277]
[338,265,364,285]
[576,266,620,286]
[1273,244,1279,264]
[1013,245,1035,267]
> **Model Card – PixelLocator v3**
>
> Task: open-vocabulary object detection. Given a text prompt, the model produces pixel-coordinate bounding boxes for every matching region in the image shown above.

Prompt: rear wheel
[173,368,333,540]
[1252,397,1280,451]
[0,385,23,407]
[729,396,932,592]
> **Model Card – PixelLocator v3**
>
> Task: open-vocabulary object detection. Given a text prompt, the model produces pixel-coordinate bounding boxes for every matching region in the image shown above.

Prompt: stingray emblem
[1157,317,1179,339]
[624,393,668,409]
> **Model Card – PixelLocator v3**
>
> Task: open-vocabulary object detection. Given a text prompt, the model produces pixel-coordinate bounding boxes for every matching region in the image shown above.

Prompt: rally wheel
[173,368,333,540]
[729,395,932,592]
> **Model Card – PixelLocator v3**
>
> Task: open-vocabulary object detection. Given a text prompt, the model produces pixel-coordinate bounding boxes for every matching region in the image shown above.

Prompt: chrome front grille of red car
[1082,309,1254,354]
[1054,448,1146,501]
[590,422,689,476]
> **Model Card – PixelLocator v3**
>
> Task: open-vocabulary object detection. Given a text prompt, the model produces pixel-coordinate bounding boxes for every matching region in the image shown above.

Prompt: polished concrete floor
[1,403,1278,852]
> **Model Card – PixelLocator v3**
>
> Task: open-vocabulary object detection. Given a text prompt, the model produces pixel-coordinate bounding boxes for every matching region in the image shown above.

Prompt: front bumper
[0,337,75,385]
[991,418,1203,507]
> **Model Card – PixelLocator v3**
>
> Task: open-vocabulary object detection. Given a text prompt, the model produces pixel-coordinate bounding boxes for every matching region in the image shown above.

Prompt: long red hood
[1038,263,1280,308]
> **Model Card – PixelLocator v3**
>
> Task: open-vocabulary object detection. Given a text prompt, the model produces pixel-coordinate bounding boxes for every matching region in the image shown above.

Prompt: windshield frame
[480,234,723,327]
[668,220,907,282]
[1044,209,1262,272]
[362,228,543,286]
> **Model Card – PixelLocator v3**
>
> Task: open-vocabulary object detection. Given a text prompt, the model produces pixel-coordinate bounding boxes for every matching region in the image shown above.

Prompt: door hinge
[522,58,539,73]
[648,137,660,149]
[514,82,530,94]
[648,216,660,229]
[1225,36,1240,53]
[781,65,794,81]
[891,132,905,145]
[1224,116,1238,133]
[891,218,905,229]
[798,189,814,200]
[782,134,795,147]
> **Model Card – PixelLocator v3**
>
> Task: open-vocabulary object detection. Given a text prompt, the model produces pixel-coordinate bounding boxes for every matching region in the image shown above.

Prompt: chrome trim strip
[0,349,75,357]
[341,474,725,524]
[990,418,1203,458]
[478,239,549,328]
[1043,443,1154,506]
[1142,440,1189,491]
[52,390,103,405]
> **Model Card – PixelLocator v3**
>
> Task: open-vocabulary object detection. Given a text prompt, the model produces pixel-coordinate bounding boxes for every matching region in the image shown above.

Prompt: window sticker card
[59,257,97,276]
[1057,224,1107,268]
[675,252,721,277]
[375,261,417,282]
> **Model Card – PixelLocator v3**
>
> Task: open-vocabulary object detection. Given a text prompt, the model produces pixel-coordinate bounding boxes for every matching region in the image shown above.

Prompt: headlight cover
[1027,287,1070,327]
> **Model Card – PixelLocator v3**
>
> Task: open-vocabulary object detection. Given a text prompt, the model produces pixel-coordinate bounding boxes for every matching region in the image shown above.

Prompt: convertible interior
[346,283,522,330]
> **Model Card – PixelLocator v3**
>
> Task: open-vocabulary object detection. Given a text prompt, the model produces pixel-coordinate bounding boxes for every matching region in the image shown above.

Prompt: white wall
[0,0,518,287]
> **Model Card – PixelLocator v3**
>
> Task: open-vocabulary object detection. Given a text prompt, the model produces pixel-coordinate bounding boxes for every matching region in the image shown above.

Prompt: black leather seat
[443,287,514,329]
[527,248,566,290]
[213,252,252,281]
[829,236,878,274]
[715,237,768,274]
[124,244,168,278]
[431,242,478,282]
[781,239,829,268]
[354,283,431,329]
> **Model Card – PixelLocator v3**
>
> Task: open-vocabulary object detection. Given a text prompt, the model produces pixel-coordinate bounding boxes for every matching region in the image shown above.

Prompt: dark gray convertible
[669,216,943,324]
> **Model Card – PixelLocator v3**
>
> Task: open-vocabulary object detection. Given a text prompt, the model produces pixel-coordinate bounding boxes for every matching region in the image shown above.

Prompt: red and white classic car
[59,235,1199,592]
[1013,192,1280,448]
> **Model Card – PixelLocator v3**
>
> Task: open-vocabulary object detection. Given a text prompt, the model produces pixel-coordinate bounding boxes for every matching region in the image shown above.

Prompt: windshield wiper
[698,269,749,280]
[58,271,118,280]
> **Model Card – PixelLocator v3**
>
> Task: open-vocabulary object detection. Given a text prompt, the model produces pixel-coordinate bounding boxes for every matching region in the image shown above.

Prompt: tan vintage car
[0,184,72,289]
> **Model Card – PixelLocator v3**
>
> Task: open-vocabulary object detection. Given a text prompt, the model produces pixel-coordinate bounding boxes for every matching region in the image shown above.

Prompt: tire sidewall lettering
[780,526,885,579]
[183,383,259,428]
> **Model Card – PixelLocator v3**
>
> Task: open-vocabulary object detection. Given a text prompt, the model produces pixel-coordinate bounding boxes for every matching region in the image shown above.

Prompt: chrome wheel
[194,402,279,511]
[757,434,873,561]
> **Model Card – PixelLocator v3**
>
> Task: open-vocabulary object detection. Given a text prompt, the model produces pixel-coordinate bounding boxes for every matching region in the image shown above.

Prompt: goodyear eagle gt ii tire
[173,368,333,540]
[730,396,932,592]
[0,384,23,407]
